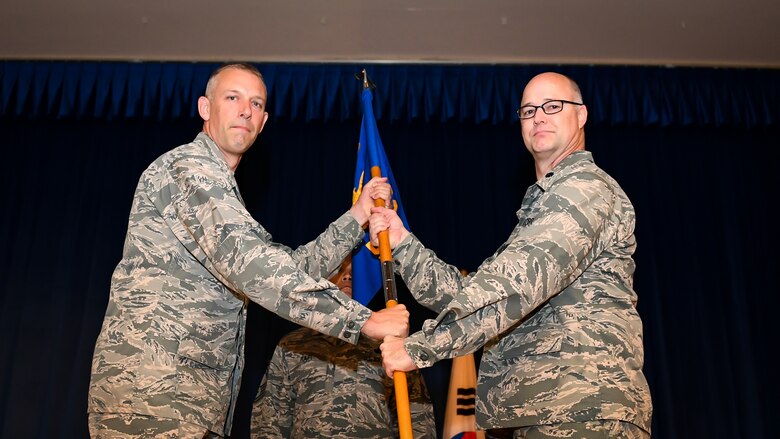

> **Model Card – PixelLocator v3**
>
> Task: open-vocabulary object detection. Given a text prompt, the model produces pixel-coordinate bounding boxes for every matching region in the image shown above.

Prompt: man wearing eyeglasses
[370,72,653,438]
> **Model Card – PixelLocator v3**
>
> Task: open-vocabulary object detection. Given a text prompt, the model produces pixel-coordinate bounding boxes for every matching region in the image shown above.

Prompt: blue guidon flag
[351,84,409,306]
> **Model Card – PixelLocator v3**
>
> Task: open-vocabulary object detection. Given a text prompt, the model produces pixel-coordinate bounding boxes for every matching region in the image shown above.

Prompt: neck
[222,154,241,172]
[534,144,584,180]
[202,129,241,172]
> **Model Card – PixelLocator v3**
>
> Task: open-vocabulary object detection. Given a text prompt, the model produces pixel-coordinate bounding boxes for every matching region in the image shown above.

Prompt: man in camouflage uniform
[371,72,653,438]
[250,255,437,438]
[87,63,410,438]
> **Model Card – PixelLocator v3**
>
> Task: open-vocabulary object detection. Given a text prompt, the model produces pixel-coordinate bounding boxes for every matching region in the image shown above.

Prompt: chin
[230,141,253,153]
[530,145,552,154]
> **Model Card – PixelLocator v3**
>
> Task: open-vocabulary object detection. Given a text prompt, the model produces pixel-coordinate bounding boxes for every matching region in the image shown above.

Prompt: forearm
[244,273,371,343]
[288,212,364,279]
[403,294,525,367]
[392,233,463,312]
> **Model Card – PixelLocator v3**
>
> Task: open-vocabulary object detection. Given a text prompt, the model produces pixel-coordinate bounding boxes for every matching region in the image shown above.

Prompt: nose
[239,101,252,119]
[532,110,546,124]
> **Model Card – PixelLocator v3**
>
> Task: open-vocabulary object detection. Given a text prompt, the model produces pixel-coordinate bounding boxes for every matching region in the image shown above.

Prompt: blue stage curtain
[0,61,778,439]
[2,61,779,127]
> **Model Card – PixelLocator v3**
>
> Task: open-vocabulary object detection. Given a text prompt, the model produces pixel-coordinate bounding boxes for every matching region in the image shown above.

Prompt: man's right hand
[360,303,409,340]
[380,335,418,377]
[350,177,392,226]
[368,206,409,249]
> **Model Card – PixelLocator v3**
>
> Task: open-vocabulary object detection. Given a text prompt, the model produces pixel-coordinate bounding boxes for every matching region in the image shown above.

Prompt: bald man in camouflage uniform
[371,72,652,438]
[87,63,409,438]
[250,256,436,438]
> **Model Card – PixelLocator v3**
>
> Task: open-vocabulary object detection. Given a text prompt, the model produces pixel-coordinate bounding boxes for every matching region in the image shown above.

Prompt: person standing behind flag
[87,62,410,438]
[250,254,437,439]
[370,72,652,438]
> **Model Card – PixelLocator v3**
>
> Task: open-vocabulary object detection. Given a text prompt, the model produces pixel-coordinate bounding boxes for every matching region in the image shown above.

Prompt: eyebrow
[521,97,561,106]
[223,88,266,101]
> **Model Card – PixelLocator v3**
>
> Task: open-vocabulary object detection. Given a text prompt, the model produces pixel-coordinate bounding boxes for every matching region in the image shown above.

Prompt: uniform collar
[536,150,593,191]
[195,131,234,176]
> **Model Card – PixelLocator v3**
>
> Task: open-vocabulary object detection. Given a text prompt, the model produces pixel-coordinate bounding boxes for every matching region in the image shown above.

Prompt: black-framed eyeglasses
[516,100,584,119]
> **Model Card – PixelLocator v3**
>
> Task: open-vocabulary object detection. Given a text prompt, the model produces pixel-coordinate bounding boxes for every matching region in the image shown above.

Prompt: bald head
[521,72,582,105]
[519,72,588,179]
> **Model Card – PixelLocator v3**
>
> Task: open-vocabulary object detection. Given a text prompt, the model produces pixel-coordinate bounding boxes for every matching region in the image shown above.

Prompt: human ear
[197,96,210,121]
[577,104,588,128]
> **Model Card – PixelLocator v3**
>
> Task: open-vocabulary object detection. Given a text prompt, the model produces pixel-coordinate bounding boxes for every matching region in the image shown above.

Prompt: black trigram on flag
[455,387,476,416]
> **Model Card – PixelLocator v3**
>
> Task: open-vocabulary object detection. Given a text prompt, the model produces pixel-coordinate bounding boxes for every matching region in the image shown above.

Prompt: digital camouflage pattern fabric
[392,151,652,434]
[88,133,372,436]
[87,413,220,438]
[487,420,648,439]
[251,327,436,438]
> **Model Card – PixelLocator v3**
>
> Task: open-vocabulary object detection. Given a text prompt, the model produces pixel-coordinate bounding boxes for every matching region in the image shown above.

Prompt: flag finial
[355,69,376,90]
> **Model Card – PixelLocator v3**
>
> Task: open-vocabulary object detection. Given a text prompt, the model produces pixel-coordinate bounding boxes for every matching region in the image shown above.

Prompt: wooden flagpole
[362,69,414,439]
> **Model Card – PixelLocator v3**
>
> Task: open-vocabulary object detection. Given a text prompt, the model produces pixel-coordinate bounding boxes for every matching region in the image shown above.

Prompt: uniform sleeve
[399,172,618,366]
[251,344,294,439]
[270,212,364,281]
[391,233,466,313]
[154,154,371,343]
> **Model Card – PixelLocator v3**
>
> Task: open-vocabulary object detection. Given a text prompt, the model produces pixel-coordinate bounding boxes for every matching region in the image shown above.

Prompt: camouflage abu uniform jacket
[392,151,652,433]
[88,132,372,435]
[250,327,436,439]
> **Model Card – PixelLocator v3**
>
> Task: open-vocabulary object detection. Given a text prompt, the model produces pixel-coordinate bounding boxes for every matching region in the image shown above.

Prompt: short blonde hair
[204,63,265,98]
